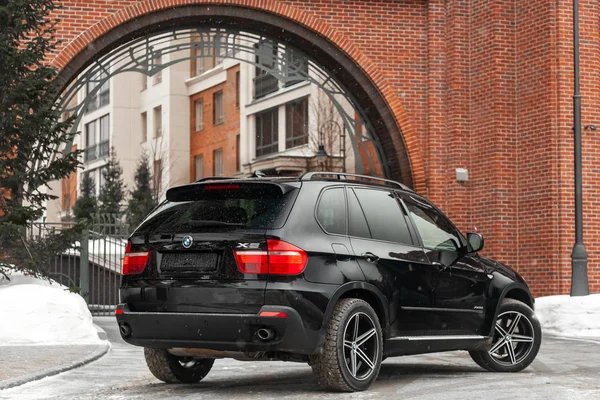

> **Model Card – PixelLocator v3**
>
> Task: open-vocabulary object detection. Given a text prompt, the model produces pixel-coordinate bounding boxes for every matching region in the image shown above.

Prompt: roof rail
[195,176,237,183]
[300,171,412,191]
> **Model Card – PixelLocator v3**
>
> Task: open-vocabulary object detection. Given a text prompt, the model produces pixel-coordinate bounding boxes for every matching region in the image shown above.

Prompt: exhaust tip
[119,322,132,338]
[256,328,275,341]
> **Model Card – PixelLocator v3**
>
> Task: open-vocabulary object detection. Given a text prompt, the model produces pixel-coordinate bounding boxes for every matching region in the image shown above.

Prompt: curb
[94,322,108,341]
[547,335,600,345]
[0,341,111,391]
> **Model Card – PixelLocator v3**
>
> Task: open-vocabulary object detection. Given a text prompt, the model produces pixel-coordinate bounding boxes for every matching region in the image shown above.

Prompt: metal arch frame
[57,26,390,177]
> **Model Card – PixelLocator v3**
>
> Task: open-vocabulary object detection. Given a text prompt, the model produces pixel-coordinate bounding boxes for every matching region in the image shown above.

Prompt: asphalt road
[1,317,599,400]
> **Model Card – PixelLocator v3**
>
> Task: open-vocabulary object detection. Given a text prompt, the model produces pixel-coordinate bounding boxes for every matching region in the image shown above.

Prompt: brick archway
[51,0,424,191]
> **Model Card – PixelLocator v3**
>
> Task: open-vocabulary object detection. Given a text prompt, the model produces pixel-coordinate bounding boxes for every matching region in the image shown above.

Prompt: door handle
[361,252,380,263]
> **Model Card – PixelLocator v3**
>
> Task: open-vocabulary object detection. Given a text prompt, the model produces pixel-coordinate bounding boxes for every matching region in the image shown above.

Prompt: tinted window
[353,188,412,245]
[404,196,461,251]
[316,188,346,235]
[347,188,371,239]
[135,184,298,234]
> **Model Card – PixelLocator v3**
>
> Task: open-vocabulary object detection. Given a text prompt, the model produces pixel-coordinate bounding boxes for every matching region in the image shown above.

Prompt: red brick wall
[189,65,241,180]
[48,0,600,295]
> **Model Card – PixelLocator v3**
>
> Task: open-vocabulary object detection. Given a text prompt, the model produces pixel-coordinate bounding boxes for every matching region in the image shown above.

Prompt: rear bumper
[115,304,321,355]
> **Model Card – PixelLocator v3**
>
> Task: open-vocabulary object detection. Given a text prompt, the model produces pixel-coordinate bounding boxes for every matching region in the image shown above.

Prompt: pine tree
[127,152,157,228]
[0,0,82,278]
[98,148,125,217]
[72,173,98,223]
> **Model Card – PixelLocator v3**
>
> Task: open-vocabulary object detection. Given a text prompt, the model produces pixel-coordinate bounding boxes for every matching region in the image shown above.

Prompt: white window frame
[195,99,204,131]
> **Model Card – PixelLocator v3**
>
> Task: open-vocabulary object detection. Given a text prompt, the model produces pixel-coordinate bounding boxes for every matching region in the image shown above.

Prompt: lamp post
[571,0,589,296]
[315,144,328,169]
[318,120,346,173]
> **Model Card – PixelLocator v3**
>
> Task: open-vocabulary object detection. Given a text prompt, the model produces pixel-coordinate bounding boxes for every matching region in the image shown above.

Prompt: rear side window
[134,183,298,235]
[316,188,346,235]
[347,189,371,239]
[352,188,413,245]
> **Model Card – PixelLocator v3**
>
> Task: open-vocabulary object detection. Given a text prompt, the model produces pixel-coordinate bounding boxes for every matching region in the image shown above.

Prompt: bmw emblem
[182,236,193,249]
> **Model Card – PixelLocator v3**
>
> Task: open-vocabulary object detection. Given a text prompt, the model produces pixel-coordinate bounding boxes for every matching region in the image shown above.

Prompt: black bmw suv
[116,172,541,392]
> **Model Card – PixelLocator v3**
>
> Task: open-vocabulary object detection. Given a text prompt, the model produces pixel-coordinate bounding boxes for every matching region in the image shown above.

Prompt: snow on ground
[0,270,103,346]
[535,294,600,338]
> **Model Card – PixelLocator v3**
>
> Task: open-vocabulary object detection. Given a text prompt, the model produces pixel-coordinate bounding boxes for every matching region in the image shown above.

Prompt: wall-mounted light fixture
[455,168,468,183]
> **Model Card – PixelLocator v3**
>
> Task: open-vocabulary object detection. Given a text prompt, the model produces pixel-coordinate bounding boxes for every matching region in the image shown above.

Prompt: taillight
[267,240,308,275]
[122,241,149,275]
[234,250,269,274]
[234,239,307,275]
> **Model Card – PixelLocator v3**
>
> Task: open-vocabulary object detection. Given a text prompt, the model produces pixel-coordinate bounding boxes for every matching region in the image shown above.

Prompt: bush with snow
[0,270,104,346]
[535,294,600,338]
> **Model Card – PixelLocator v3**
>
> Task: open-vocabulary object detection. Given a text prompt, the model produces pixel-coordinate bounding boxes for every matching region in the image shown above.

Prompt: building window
[141,112,147,142]
[284,48,309,87]
[213,148,223,176]
[99,165,108,191]
[84,121,97,162]
[154,106,162,138]
[254,39,279,99]
[190,31,226,77]
[235,71,240,108]
[86,71,109,113]
[195,154,204,181]
[286,97,309,148]
[153,159,162,192]
[213,91,224,125]
[255,107,278,157]
[153,50,162,85]
[236,134,240,171]
[98,114,110,157]
[195,99,204,131]
[84,114,110,163]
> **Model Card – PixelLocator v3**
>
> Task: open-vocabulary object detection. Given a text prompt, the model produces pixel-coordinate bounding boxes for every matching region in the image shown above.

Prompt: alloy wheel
[342,312,379,381]
[489,310,535,366]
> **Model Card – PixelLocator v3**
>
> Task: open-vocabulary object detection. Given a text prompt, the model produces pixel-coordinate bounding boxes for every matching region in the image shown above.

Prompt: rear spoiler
[166,181,298,202]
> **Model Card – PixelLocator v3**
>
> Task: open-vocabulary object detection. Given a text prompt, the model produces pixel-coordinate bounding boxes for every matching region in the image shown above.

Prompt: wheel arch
[503,287,534,309]
[319,282,390,344]
[484,283,535,337]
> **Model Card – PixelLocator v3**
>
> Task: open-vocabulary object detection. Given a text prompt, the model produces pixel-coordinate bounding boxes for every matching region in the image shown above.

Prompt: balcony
[84,145,97,163]
[85,140,110,163]
[254,73,279,99]
[98,140,110,157]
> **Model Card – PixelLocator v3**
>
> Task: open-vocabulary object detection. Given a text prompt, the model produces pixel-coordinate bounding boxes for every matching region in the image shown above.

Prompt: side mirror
[467,232,484,252]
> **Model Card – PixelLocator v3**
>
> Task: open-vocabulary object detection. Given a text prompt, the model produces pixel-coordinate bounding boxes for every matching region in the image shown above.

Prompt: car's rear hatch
[121,180,299,314]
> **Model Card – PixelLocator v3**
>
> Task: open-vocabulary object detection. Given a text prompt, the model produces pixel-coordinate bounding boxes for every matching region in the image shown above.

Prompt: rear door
[122,181,299,314]
[345,187,433,336]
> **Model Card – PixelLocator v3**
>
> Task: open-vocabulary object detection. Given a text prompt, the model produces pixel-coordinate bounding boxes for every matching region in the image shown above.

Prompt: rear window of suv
[134,182,299,235]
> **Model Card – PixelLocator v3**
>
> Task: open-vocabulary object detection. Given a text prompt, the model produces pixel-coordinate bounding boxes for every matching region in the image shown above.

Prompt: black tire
[310,298,383,392]
[144,348,214,383]
[469,298,542,372]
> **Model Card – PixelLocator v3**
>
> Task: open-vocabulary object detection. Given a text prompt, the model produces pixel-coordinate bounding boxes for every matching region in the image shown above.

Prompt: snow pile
[535,294,600,338]
[0,270,103,346]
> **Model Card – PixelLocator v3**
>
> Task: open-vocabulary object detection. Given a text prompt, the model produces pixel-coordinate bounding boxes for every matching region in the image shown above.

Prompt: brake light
[234,239,307,275]
[122,241,149,275]
[204,184,240,190]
